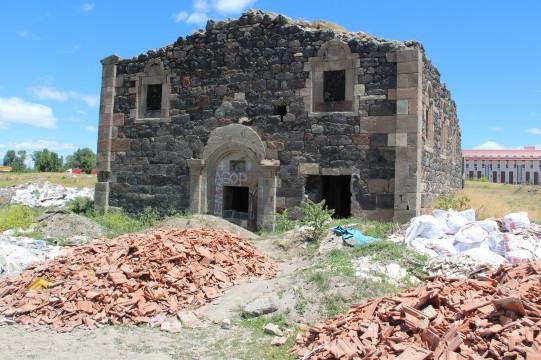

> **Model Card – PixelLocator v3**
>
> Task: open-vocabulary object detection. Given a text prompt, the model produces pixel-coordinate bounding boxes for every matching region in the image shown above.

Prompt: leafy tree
[3,150,16,166]
[32,149,63,172]
[65,147,96,173]
[11,151,27,172]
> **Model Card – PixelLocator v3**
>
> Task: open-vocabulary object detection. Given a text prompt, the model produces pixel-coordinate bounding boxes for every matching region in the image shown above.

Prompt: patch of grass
[0,205,38,232]
[89,207,162,238]
[238,314,296,360]
[294,288,308,315]
[460,181,541,222]
[308,271,330,291]
[352,240,428,278]
[0,172,96,188]
[323,294,350,317]
[329,218,396,239]
[326,249,355,277]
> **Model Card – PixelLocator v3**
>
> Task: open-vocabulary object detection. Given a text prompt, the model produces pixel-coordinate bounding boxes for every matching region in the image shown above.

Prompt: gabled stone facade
[95,10,462,230]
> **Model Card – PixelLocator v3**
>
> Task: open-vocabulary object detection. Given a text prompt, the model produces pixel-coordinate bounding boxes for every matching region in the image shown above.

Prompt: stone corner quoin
[94,9,462,231]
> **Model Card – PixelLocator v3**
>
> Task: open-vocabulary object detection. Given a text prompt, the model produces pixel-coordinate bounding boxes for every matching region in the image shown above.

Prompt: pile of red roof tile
[0,228,276,331]
[293,262,541,359]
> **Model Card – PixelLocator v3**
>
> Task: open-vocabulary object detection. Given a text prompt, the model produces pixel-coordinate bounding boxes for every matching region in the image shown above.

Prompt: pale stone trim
[135,59,171,122]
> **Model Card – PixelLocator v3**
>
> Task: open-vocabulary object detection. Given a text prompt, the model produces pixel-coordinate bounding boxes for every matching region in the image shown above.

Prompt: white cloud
[85,125,97,132]
[174,11,209,25]
[81,3,95,12]
[212,0,255,14]
[490,127,503,132]
[194,0,209,12]
[0,97,57,129]
[174,0,255,25]
[527,128,541,135]
[28,86,99,107]
[473,141,506,150]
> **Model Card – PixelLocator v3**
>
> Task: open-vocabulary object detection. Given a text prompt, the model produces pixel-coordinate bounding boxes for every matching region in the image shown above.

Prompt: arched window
[309,39,358,113]
[136,59,170,121]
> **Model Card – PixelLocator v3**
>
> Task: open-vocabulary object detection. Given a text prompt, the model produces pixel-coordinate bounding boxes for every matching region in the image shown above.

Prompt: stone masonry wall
[420,56,462,208]
[97,10,461,222]
[105,10,412,218]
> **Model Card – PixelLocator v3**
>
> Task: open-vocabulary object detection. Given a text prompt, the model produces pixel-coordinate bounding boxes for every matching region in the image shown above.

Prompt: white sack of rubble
[454,223,489,253]
[486,232,520,257]
[0,235,61,275]
[9,183,93,208]
[503,212,531,234]
[461,247,507,267]
[506,249,534,264]
[475,219,500,234]
[433,209,474,235]
[405,215,445,244]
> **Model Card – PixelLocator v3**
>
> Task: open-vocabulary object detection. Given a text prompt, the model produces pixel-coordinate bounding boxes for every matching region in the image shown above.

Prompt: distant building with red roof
[463,146,541,184]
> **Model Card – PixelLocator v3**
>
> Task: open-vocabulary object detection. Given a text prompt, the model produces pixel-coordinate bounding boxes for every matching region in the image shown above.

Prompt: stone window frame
[305,39,360,116]
[135,59,170,123]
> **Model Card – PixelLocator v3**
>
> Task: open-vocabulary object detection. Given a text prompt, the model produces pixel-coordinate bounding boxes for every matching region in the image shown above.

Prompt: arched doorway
[187,124,279,231]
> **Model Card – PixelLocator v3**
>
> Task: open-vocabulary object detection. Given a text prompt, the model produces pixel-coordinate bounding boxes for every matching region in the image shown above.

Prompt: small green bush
[0,205,36,232]
[275,208,297,233]
[89,207,164,238]
[298,198,334,243]
[436,194,471,211]
[66,196,94,215]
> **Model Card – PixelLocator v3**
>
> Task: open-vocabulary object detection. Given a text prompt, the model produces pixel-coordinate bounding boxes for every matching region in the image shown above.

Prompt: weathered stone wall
[420,56,462,208]
[96,10,462,224]
[105,10,408,219]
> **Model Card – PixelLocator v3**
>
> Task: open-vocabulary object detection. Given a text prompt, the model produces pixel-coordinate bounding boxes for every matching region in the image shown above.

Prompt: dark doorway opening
[305,175,351,218]
[223,186,249,213]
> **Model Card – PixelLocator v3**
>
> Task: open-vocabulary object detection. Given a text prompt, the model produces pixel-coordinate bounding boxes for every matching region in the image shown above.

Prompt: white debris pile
[353,256,420,286]
[0,233,62,275]
[393,209,541,277]
[1,182,93,208]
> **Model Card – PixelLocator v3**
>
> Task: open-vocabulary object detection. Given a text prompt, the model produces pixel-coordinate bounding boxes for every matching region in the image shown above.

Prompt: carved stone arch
[317,39,352,60]
[202,124,266,161]
[306,39,359,114]
[188,124,279,231]
[144,58,165,75]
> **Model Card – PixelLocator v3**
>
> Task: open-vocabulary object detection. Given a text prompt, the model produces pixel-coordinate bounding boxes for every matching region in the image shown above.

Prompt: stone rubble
[0,182,93,208]
[0,228,276,331]
[293,262,541,359]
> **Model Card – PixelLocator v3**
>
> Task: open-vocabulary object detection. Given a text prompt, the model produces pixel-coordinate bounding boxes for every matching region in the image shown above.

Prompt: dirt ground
[0,323,276,360]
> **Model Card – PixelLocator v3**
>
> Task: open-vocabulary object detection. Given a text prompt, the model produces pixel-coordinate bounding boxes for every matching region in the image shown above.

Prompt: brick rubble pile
[293,262,541,359]
[0,228,276,331]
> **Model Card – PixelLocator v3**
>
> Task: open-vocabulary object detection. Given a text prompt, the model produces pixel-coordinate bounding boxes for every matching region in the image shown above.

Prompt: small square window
[323,70,345,102]
[146,84,162,111]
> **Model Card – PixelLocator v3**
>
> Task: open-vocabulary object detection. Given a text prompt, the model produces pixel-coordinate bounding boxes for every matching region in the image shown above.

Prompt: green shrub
[0,205,36,232]
[66,196,94,215]
[436,194,471,211]
[138,207,161,227]
[89,207,163,238]
[275,208,297,233]
[298,198,334,243]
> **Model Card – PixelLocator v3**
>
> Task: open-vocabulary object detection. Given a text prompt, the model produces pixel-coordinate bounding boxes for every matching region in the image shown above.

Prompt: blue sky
[1,0,540,163]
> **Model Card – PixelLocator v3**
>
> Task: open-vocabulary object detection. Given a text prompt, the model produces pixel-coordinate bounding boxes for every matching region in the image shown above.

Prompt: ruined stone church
[95,10,462,230]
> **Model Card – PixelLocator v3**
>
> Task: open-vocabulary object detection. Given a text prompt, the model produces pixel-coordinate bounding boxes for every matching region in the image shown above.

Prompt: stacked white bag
[402,209,535,265]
